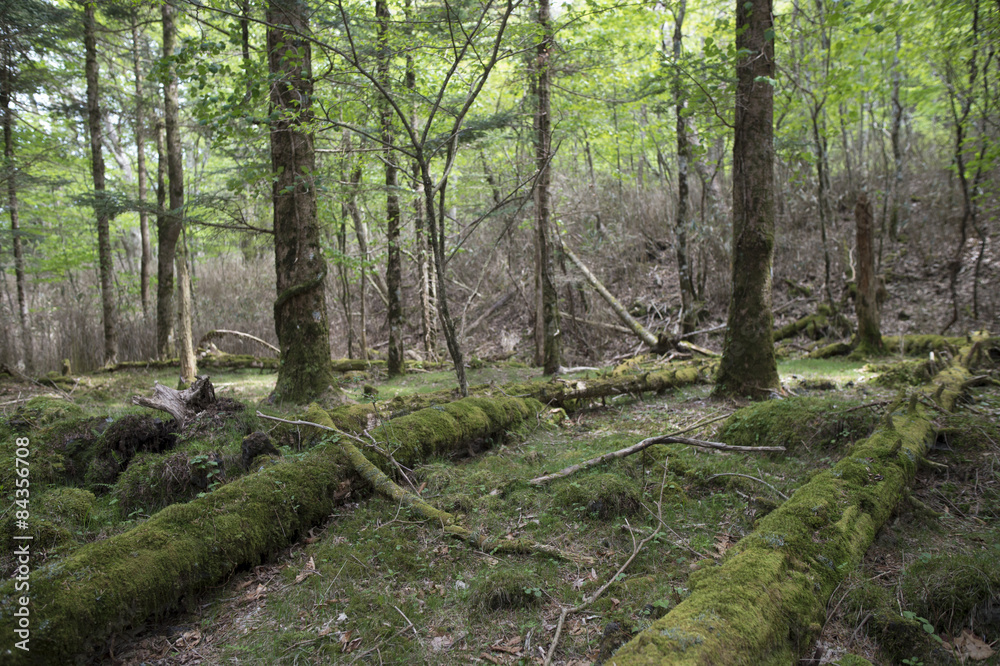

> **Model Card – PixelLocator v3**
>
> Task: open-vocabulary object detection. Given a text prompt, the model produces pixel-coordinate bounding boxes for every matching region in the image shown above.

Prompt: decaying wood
[528,413,760,486]
[611,334,988,665]
[131,375,216,427]
[259,411,593,564]
[560,240,670,353]
[198,329,279,355]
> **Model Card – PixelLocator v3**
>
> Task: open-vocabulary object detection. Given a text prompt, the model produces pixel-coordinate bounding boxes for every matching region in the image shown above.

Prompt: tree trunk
[713,0,780,399]
[378,0,404,377]
[422,164,468,396]
[888,27,905,242]
[162,0,197,384]
[2,42,31,372]
[347,162,369,361]
[671,0,697,335]
[83,0,118,366]
[854,192,883,353]
[131,13,152,317]
[267,0,334,402]
[155,119,176,359]
[534,0,561,375]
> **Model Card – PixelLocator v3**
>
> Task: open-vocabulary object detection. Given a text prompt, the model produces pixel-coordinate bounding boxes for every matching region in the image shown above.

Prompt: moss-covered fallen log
[609,339,981,666]
[0,395,539,665]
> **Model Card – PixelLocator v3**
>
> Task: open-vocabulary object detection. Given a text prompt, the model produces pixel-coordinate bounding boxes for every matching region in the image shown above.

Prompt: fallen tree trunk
[610,336,985,665]
[0,395,539,665]
[197,329,279,355]
[560,240,670,354]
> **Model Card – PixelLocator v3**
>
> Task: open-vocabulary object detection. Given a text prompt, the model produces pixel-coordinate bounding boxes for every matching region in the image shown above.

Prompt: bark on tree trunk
[888,26,905,242]
[155,119,177,359]
[378,0,405,377]
[84,0,118,366]
[854,192,883,353]
[713,0,780,399]
[534,0,561,375]
[267,0,335,402]
[671,0,697,335]
[131,13,152,317]
[162,0,197,384]
[2,44,31,372]
[347,162,369,361]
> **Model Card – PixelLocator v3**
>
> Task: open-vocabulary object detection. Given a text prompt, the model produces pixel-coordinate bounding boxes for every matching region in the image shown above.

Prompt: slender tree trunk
[83,0,118,366]
[854,192,882,353]
[534,0,561,374]
[671,0,697,335]
[377,0,404,376]
[155,119,176,359]
[346,162,369,361]
[267,0,334,401]
[421,163,468,396]
[713,0,780,399]
[888,28,904,242]
[162,0,196,383]
[810,105,834,307]
[2,44,31,372]
[131,13,152,317]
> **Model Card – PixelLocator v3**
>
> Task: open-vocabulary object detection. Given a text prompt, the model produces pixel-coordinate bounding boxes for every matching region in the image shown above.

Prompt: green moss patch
[719,396,879,452]
[553,472,642,519]
[470,566,544,613]
[902,551,1000,641]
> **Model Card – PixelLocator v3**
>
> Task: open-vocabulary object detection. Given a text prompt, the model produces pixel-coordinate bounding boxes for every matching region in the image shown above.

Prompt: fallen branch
[198,329,279,355]
[543,463,675,666]
[260,411,593,565]
[529,413,761,486]
[706,473,789,500]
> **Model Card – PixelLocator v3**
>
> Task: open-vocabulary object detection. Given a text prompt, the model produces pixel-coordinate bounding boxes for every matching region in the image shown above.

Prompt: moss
[719,396,879,452]
[39,487,95,524]
[470,566,543,613]
[809,341,853,359]
[0,487,95,555]
[110,451,206,514]
[553,472,642,519]
[610,344,976,665]
[882,335,965,356]
[869,358,936,388]
[833,655,874,666]
[6,397,84,431]
[902,551,1000,640]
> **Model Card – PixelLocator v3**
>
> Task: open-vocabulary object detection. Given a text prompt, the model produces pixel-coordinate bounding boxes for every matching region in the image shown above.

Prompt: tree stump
[131,375,216,428]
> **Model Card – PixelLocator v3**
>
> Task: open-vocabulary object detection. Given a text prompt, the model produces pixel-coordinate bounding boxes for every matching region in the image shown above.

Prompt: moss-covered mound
[470,566,544,613]
[902,551,1000,642]
[553,472,642,519]
[718,396,880,452]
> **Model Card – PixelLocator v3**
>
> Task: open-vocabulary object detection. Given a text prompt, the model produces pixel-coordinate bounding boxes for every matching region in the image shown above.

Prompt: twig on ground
[542,464,674,665]
[528,413,783,486]
[706,473,789,500]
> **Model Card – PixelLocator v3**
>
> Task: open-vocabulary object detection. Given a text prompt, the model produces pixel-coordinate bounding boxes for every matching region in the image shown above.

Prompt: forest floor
[1,349,998,666]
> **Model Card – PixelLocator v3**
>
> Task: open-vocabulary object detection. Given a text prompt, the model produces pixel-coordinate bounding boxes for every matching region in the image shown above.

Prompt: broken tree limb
[529,413,739,486]
[197,329,279,354]
[0,395,541,666]
[279,408,593,564]
[610,334,987,665]
[559,240,669,353]
[706,473,790,500]
[131,375,216,427]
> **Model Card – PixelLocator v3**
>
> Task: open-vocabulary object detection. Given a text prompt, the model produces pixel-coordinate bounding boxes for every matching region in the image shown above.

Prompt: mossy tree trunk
[378,0,405,377]
[613,340,981,665]
[1,42,31,372]
[267,0,335,402]
[854,191,883,354]
[154,118,177,360]
[83,0,118,366]
[671,0,698,336]
[713,0,780,399]
[130,11,152,318]
[162,0,197,384]
[534,0,561,375]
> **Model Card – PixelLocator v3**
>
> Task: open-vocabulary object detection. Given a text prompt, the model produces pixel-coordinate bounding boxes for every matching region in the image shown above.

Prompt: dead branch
[132,376,216,427]
[528,413,770,486]
[705,473,789,500]
[198,329,279,355]
[257,412,593,564]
